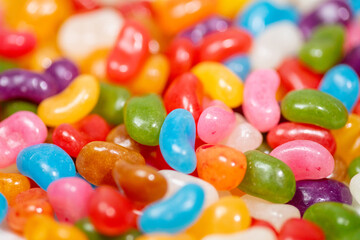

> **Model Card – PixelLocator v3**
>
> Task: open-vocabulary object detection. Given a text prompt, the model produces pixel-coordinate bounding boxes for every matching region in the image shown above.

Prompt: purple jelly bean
[287,179,352,215]
[0,69,58,103]
[45,58,79,92]
[179,15,232,44]
[343,46,360,76]
[299,0,353,39]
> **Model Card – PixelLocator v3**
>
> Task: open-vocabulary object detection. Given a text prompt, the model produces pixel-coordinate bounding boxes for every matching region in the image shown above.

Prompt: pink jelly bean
[270,140,334,181]
[243,69,280,132]
[345,21,360,53]
[47,177,94,223]
[0,111,47,168]
[197,105,236,144]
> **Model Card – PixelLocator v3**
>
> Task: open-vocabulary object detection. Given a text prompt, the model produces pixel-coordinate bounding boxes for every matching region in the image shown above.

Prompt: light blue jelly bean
[349,0,360,15]
[0,193,8,223]
[139,183,205,234]
[236,0,299,37]
[224,55,251,81]
[319,64,359,112]
[16,143,76,190]
[159,109,196,174]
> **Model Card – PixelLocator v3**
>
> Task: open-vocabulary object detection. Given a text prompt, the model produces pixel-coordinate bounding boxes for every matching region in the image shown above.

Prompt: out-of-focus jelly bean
[238,150,296,203]
[45,58,79,92]
[329,155,348,182]
[278,218,325,240]
[166,38,195,79]
[281,89,348,129]
[203,226,277,240]
[0,193,7,224]
[343,46,360,76]
[0,173,30,205]
[350,173,360,204]
[0,59,17,73]
[137,234,195,240]
[223,55,251,81]
[344,22,360,53]
[348,157,360,178]
[12,188,47,205]
[216,0,249,19]
[0,100,37,120]
[37,74,100,127]
[0,30,36,58]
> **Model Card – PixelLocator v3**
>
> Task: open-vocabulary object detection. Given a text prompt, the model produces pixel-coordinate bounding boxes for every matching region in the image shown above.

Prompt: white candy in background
[350,173,360,204]
[159,170,219,208]
[242,195,300,231]
[201,226,277,240]
[57,8,124,61]
[250,21,304,70]
[289,0,327,13]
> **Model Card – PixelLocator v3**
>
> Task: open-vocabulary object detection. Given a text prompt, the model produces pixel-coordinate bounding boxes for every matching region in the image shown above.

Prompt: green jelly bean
[92,82,131,125]
[124,94,166,146]
[303,202,360,240]
[1,100,37,120]
[281,89,348,129]
[348,156,360,178]
[110,229,141,240]
[299,25,345,73]
[238,150,296,203]
[0,59,17,73]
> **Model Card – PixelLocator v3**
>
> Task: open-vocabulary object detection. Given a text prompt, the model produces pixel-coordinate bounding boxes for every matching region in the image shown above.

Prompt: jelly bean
[0,69,58,103]
[159,109,196,173]
[242,195,300,231]
[256,141,272,154]
[124,94,166,146]
[139,184,204,234]
[349,0,360,15]
[250,22,304,70]
[344,22,360,52]
[348,157,360,178]
[107,21,151,84]
[17,143,76,190]
[58,8,123,61]
[13,188,48,205]
[236,0,299,36]
[243,69,280,132]
[289,0,327,14]
[319,64,359,112]
[0,100,37,120]
[299,0,353,39]
[0,29,36,58]
[223,55,251,81]
[79,48,109,79]
[0,111,47,168]
[238,150,296,203]
[0,59,17,73]
[281,89,348,129]
[47,177,94,223]
[350,173,360,204]
[89,186,136,236]
[343,46,360,76]
[166,38,195,79]
[76,141,145,186]
[192,62,243,108]
[203,226,277,240]
[137,234,195,240]
[328,155,348,182]
[113,160,167,204]
[299,25,345,73]
[197,28,252,63]
[0,193,7,223]
[278,218,325,240]
[216,0,249,19]
[0,173,30,205]
[277,58,322,91]
[37,74,100,127]
[303,202,360,240]
[159,170,219,208]
[23,41,62,71]
[44,58,79,92]
[187,196,251,239]
[220,113,263,152]
[75,114,111,142]
[288,179,352,215]
[71,0,100,11]
[196,144,247,191]
[270,140,334,180]
[163,73,204,122]
[106,124,141,152]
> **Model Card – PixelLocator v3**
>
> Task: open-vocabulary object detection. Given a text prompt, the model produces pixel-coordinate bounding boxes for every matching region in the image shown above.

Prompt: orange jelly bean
[106,124,141,152]
[0,173,30,206]
[137,234,196,240]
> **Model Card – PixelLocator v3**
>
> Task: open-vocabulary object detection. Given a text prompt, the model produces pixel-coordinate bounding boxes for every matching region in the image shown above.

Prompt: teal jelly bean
[348,156,360,178]
[124,94,166,146]
[238,150,296,203]
[92,82,131,125]
[0,192,7,224]
[281,89,348,129]
[0,59,17,73]
[0,100,37,120]
[303,202,360,240]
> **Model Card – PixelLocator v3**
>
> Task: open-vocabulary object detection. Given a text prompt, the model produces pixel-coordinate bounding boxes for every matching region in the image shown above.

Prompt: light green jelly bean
[124,94,166,146]
[1,100,37,120]
[0,59,17,73]
[304,202,360,240]
[348,156,360,179]
[238,150,296,203]
[281,89,348,129]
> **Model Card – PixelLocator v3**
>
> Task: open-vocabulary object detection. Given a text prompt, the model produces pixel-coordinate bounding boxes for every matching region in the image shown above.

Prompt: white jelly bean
[202,226,277,240]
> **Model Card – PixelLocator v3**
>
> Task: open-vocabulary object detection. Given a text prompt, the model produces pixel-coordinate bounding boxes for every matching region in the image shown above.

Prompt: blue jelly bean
[139,183,205,234]
[236,0,299,37]
[223,55,251,81]
[0,193,8,223]
[159,109,196,174]
[319,64,359,112]
[349,0,360,15]
[17,143,76,190]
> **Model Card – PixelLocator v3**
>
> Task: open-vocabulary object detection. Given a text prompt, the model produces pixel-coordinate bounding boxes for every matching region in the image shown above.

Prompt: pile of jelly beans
[1,0,360,239]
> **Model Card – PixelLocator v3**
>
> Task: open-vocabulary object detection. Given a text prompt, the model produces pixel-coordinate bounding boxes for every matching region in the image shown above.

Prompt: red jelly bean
[197,27,252,62]
[0,29,36,58]
[278,218,325,240]
[75,114,111,142]
[106,21,151,84]
[117,1,153,19]
[267,122,336,155]
[353,98,360,115]
[89,186,136,236]
[71,0,99,12]
[163,72,204,122]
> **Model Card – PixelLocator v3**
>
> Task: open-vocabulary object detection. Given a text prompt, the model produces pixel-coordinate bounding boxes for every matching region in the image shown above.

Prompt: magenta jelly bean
[243,69,280,132]
[0,111,47,168]
[47,177,94,223]
[270,140,335,181]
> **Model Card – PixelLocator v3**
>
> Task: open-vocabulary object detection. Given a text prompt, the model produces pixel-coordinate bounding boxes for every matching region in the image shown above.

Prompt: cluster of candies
[0,0,360,239]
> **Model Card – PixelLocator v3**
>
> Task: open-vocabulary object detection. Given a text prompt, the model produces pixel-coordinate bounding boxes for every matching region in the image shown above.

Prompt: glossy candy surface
[166,38,195,79]
[44,58,79,92]
[224,55,251,81]
[278,218,325,240]
[0,30,36,58]
[0,193,8,224]
[106,124,141,152]
[0,173,30,205]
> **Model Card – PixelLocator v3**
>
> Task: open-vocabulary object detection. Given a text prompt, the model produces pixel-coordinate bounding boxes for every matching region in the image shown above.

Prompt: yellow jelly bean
[137,234,196,240]
[127,54,170,95]
[38,74,100,127]
[80,48,110,80]
[187,196,251,239]
[192,62,244,108]
[217,0,250,19]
